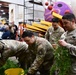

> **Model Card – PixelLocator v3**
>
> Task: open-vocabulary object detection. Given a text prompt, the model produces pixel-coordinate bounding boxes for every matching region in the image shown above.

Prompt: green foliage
[50,46,71,75]
[0,67,5,75]
[24,69,28,74]
[3,60,19,69]
[0,59,28,75]
[0,59,19,75]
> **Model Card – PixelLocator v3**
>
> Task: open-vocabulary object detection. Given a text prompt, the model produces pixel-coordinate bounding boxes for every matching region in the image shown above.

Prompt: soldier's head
[22,30,35,45]
[62,13,76,31]
[51,17,60,30]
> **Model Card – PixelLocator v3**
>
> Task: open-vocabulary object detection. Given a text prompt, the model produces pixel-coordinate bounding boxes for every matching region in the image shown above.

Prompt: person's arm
[0,46,14,67]
[27,45,46,75]
[59,31,76,56]
[0,57,6,67]
[60,32,67,40]
[45,31,49,40]
[2,48,15,60]
[65,43,76,56]
[45,27,51,41]
[59,40,76,56]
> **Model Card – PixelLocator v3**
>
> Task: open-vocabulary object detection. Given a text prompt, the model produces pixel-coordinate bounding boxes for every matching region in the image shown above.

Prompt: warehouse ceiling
[0,0,43,20]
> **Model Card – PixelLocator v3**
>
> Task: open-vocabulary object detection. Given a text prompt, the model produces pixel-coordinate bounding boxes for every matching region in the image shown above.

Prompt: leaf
[50,46,71,75]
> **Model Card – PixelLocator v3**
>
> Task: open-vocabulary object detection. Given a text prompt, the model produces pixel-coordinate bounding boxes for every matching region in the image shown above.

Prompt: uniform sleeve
[0,57,6,67]
[0,46,13,67]
[21,42,28,50]
[58,31,65,39]
[45,29,49,41]
[0,49,16,67]
[60,31,76,56]
[66,43,76,56]
[28,44,46,74]
[60,32,66,40]
[45,27,52,41]
[2,48,15,60]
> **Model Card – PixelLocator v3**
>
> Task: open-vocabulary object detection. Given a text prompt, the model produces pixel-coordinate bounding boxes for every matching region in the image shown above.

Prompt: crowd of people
[0,13,76,75]
[0,22,18,40]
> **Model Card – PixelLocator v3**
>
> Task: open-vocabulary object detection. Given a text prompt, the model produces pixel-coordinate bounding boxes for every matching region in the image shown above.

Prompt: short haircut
[51,17,59,23]
[22,30,34,38]
[19,22,23,24]
[62,13,75,21]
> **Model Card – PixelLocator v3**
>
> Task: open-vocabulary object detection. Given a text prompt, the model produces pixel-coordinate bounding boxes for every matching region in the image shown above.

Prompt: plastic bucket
[4,68,24,75]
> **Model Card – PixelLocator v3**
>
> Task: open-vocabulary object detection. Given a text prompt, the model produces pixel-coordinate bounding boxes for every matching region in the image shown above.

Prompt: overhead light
[2,12,5,14]
[1,10,4,12]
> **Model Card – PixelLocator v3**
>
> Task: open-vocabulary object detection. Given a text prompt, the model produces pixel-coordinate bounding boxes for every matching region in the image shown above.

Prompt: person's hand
[58,40,68,46]
[52,44,58,49]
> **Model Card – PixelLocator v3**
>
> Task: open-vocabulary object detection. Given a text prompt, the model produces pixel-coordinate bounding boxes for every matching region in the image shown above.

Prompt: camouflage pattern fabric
[0,40,28,68]
[60,28,76,75]
[45,26,65,44]
[28,36,54,75]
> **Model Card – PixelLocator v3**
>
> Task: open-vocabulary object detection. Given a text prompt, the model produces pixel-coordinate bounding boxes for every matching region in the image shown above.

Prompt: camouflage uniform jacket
[60,28,76,75]
[0,40,28,67]
[45,26,65,44]
[28,36,54,74]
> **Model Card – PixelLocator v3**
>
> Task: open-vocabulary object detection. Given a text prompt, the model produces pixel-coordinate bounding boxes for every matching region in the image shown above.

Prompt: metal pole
[33,0,34,22]
[23,0,25,23]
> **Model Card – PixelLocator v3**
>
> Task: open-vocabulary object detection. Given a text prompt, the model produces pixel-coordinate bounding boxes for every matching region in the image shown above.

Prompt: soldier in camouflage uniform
[45,17,65,48]
[58,13,76,75]
[0,40,29,69]
[22,30,54,75]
